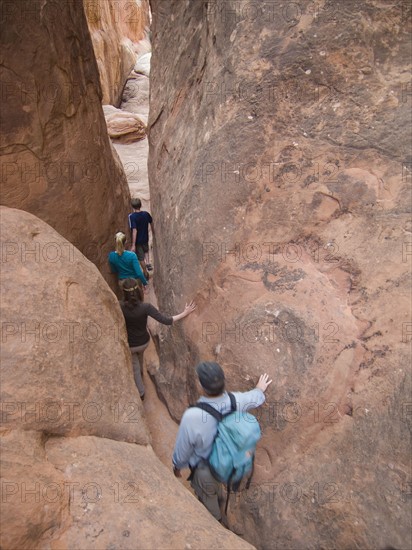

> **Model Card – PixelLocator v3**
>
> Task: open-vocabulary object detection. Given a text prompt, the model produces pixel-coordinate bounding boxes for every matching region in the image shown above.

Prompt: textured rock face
[0,207,251,550]
[84,0,150,105]
[148,1,411,549]
[0,0,131,286]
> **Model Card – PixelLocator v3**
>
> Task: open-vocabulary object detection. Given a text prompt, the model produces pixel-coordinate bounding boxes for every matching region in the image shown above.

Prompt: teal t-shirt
[108,251,147,285]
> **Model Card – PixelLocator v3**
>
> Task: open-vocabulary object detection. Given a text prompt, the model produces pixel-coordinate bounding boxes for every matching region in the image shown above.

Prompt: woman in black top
[121,278,196,399]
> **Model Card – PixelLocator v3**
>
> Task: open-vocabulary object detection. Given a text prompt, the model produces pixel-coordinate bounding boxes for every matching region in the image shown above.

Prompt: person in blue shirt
[108,231,148,289]
[129,198,154,276]
[172,362,272,522]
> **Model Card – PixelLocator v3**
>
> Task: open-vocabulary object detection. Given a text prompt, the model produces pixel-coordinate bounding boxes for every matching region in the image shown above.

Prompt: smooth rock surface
[112,140,150,202]
[0,0,131,287]
[0,431,254,550]
[0,206,148,445]
[148,1,412,548]
[121,73,150,124]
[0,430,67,550]
[103,104,147,143]
[45,436,254,549]
[134,52,152,76]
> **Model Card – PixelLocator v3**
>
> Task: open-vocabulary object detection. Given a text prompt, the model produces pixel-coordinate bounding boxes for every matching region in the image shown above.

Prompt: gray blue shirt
[172,388,265,470]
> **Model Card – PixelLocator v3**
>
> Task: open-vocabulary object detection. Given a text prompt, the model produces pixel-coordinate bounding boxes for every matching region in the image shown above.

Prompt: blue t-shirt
[108,251,147,285]
[129,211,152,245]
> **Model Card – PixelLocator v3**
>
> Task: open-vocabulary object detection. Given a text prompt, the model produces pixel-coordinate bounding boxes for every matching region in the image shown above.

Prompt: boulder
[121,73,150,124]
[84,0,150,106]
[0,206,148,445]
[0,431,254,550]
[46,436,255,549]
[103,105,147,143]
[135,52,152,76]
[0,0,131,288]
[0,430,67,550]
[135,37,152,58]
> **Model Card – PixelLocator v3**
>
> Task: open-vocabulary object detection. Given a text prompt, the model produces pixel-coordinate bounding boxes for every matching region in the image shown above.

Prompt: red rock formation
[0,0,131,287]
[103,104,147,143]
[0,430,254,550]
[0,206,253,550]
[148,1,411,548]
[0,206,148,443]
[112,71,151,214]
[84,0,150,106]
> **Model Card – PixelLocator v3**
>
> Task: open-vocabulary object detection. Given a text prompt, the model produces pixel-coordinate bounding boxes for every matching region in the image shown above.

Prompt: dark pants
[129,342,149,397]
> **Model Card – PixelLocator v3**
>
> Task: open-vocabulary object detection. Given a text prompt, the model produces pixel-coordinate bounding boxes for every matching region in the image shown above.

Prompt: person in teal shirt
[108,231,148,288]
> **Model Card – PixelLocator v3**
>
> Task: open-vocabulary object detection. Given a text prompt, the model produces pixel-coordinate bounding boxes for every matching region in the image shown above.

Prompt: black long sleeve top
[121,302,173,347]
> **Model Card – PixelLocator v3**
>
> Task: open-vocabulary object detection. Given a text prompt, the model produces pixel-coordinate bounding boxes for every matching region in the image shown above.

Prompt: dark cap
[196,361,225,394]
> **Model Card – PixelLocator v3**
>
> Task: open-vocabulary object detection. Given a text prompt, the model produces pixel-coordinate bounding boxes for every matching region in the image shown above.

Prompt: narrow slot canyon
[0,1,411,550]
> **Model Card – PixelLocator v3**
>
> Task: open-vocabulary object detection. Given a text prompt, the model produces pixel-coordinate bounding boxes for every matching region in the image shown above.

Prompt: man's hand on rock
[256,373,272,393]
[173,466,181,478]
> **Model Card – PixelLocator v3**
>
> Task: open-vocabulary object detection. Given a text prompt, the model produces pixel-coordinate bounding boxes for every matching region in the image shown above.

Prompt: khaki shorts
[135,242,149,261]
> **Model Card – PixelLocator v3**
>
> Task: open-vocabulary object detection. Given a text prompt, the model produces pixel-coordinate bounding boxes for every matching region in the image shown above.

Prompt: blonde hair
[115,232,126,255]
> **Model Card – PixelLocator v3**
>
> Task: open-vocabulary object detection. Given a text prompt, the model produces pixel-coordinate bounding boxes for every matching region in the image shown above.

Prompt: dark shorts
[135,242,149,261]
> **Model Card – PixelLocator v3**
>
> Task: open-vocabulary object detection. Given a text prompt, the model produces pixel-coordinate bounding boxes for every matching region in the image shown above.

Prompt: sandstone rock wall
[148,1,411,548]
[84,0,150,105]
[0,0,131,287]
[0,207,252,550]
[0,206,148,444]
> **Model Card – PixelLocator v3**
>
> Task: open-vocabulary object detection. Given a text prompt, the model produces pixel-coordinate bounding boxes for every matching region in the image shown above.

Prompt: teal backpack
[192,392,261,512]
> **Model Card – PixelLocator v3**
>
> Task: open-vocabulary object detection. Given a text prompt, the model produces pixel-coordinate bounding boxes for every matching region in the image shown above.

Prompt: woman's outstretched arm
[171,301,196,322]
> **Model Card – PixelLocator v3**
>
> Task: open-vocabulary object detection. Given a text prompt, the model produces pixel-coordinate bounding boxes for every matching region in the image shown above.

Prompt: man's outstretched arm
[235,373,273,412]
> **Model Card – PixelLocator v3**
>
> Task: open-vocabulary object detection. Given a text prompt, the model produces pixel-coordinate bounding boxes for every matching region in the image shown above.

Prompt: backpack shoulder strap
[190,392,236,421]
[227,392,236,413]
[190,402,223,422]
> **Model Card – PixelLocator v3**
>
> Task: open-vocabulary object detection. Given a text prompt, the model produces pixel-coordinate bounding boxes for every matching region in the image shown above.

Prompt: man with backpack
[172,361,272,523]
